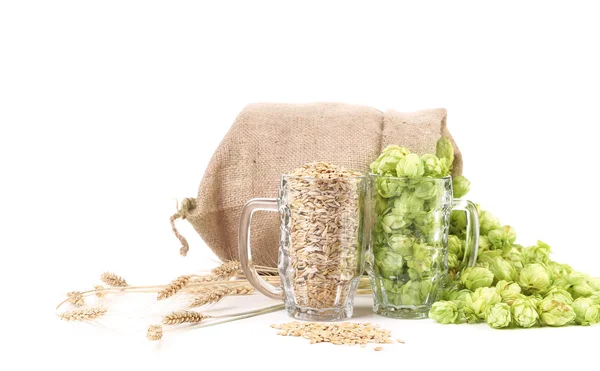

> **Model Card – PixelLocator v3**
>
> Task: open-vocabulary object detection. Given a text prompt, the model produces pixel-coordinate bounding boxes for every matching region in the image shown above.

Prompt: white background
[1,1,599,370]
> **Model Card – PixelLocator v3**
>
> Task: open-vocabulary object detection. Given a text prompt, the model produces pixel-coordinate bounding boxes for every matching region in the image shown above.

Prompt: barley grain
[271,321,396,347]
[285,162,363,310]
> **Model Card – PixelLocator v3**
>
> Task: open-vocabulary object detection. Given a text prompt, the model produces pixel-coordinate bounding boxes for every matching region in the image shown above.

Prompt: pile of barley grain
[284,162,363,310]
[271,321,402,348]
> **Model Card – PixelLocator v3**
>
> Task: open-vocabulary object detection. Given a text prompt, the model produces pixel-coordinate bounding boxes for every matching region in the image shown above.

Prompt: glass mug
[366,174,479,318]
[238,174,368,321]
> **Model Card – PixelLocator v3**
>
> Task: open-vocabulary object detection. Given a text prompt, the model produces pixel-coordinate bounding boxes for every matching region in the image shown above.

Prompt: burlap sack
[170,103,462,267]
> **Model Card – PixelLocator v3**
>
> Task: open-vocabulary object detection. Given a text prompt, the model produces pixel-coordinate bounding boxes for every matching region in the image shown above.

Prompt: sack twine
[170,197,196,256]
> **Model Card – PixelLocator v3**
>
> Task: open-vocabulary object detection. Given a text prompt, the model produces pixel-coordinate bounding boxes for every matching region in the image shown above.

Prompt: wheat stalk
[157,275,190,300]
[58,307,107,321]
[100,272,128,287]
[66,291,85,307]
[163,311,209,325]
[147,325,163,341]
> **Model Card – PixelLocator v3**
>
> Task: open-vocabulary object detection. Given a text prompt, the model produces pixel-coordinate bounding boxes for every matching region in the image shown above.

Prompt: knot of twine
[170,197,196,256]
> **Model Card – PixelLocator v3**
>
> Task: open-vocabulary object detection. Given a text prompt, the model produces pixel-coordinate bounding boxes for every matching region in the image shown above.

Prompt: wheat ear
[189,285,254,308]
[163,311,209,325]
[58,307,107,321]
[211,261,241,280]
[94,285,107,298]
[100,272,128,287]
[157,275,190,300]
[147,325,163,341]
[66,291,85,307]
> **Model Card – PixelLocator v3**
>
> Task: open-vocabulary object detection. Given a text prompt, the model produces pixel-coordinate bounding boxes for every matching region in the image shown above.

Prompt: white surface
[1,1,600,370]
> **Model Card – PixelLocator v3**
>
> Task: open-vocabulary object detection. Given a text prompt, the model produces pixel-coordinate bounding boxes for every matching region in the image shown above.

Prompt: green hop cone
[395,192,425,214]
[568,273,595,299]
[375,248,404,279]
[376,177,407,198]
[478,235,492,252]
[465,287,502,320]
[447,253,459,270]
[435,136,454,166]
[587,277,600,291]
[572,297,600,326]
[489,258,518,283]
[496,280,522,305]
[476,250,502,269]
[502,245,524,271]
[485,303,512,329]
[370,145,409,175]
[512,297,540,328]
[518,263,550,295]
[522,240,551,265]
[399,280,427,306]
[450,210,467,236]
[479,210,501,236]
[544,287,574,305]
[396,153,425,178]
[381,209,407,233]
[448,235,464,257]
[429,301,459,324]
[461,266,494,291]
[539,297,576,327]
[448,289,471,309]
[405,244,433,276]
[487,226,517,250]
[461,306,480,323]
[413,212,439,236]
[452,176,471,198]
[414,179,439,200]
[423,154,450,178]
[547,261,573,281]
[387,234,414,256]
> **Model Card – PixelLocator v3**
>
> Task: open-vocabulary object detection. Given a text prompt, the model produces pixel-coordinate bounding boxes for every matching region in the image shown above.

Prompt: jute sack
[170,103,463,267]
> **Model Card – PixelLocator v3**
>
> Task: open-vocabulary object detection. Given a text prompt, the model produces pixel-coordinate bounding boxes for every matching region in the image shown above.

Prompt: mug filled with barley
[238,162,369,321]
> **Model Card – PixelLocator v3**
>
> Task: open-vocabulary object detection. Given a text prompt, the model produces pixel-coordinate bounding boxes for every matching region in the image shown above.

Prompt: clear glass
[366,174,479,319]
[239,174,368,321]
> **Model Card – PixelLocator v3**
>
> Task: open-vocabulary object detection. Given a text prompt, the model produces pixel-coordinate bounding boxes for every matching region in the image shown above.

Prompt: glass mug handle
[238,198,284,300]
[451,199,480,267]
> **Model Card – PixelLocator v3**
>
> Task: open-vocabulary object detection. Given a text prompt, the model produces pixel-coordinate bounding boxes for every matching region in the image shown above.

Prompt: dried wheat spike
[163,311,208,325]
[157,275,190,300]
[147,325,163,341]
[66,291,85,307]
[100,272,128,287]
[59,307,107,321]
[189,275,220,283]
[211,261,241,280]
[189,286,229,308]
[94,285,106,298]
[189,285,254,308]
